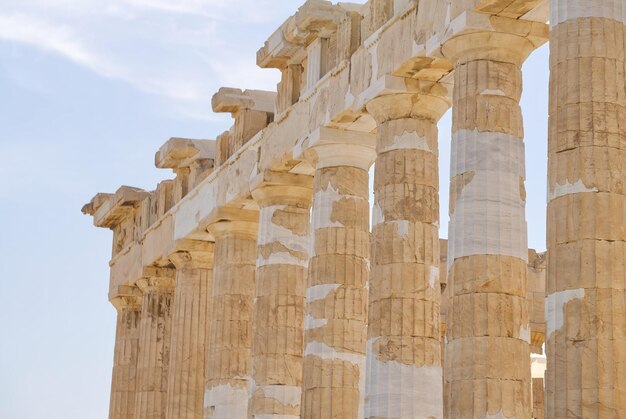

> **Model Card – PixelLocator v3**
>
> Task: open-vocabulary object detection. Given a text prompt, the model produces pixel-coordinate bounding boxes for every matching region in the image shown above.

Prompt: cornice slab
[212,87,276,114]
[84,186,149,229]
[155,137,215,170]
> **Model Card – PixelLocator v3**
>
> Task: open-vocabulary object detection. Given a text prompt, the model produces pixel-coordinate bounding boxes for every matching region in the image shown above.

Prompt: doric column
[166,241,215,419]
[547,2,626,417]
[441,29,543,418]
[204,209,258,418]
[301,128,376,419]
[134,267,176,419]
[364,87,450,419]
[248,172,314,418]
[109,286,143,419]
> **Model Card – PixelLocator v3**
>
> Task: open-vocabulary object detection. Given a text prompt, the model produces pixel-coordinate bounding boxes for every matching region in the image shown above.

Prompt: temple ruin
[82,0,626,418]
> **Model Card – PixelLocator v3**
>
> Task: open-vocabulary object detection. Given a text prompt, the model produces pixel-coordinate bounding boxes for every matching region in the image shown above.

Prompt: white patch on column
[257,253,309,268]
[450,129,525,178]
[257,205,310,267]
[258,385,302,408]
[254,415,300,419]
[448,129,528,267]
[306,284,340,303]
[545,288,586,339]
[484,411,515,419]
[392,220,410,239]
[378,131,431,153]
[312,182,360,229]
[428,266,439,289]
[204,384,248,419]
[480,88,506,96]
[548,179,598,201]
[519,324,531,343]
[304,314,329,330]
[304,341,365,365]
[365,338,443,418]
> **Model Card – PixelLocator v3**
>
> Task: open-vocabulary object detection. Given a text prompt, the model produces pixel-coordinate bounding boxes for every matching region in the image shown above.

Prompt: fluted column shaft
[134,268,176,419]
[166,241,215,419]
[248,173,313,418]
[532,378,544,419]
[301,131,376,419]
[442,32,539,418]
[547,2,626,417]
[204,211,258,418]
[109,286,143,419]
[364,91,450,419]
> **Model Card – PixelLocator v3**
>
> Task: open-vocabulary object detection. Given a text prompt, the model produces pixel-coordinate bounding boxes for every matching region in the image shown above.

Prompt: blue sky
[0,1,548,418]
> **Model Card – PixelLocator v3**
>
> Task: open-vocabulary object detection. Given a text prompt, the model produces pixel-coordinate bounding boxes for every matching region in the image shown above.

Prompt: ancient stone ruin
[82,0,626,418]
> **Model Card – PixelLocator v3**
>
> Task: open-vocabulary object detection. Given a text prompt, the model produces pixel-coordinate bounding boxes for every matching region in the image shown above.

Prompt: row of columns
[109,262,211,419]
[105,4,626,417]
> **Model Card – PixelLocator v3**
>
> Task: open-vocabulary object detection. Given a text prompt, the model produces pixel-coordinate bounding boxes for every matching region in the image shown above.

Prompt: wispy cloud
[0,0,293,121]
[123,0,296,23]
[0,0,367,121]
[0,13,215,103]
[0,14,118,77]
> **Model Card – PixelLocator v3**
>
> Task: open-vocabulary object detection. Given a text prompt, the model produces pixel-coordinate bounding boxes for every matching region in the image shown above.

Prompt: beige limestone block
[363,0,393,39]
[442,29,543,419]
[211,88,275,166]
[276,65,304,116]
[134,268,176,419]
[248,172,313,419]
[546,6,626,418]
[474,0,545,19]
[109,286,143,419]
[532,377,544,419]
[214,131,231,168]
[337,10,362,63]
[364,91,450,419]
[165,241,215,419]
[527,250,547,355]
[302,131,376,419]
[82,186,150,258]
[204,210,258,419]
[155,138,216,203]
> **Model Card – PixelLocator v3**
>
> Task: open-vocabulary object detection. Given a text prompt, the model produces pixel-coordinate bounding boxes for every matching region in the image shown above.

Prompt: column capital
[206,207,259,239]
[137,266,176,292]
[440,15,548,66]
[250,171,314,207]
[168,239,215,270]
[366,88,451,124]
[109,285,142,311]
[530,330,545,355]
[301,127,376,170]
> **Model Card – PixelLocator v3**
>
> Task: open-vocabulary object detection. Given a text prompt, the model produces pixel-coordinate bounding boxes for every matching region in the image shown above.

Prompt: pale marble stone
[80,1,626,418]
